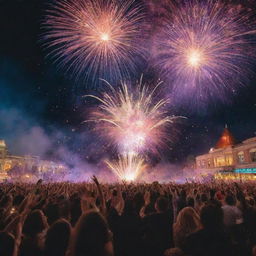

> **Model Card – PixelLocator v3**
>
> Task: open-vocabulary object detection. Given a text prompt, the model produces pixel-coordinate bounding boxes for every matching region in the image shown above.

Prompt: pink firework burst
[85,78,183,155]
[155,0,256,105]
[41,0,147,87]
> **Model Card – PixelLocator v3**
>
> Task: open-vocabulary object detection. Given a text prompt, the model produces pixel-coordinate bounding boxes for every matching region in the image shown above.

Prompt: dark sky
[0,0,256,165]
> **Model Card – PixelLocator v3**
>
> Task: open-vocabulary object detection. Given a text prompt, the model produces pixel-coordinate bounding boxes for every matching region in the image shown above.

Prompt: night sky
[0,0,256,166]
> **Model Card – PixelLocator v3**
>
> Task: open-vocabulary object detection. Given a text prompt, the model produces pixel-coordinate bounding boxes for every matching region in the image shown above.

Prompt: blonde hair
[173,207,201,248]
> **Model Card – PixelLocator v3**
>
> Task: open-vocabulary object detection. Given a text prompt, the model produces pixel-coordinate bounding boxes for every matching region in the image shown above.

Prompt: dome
[215,126,235,149]
[0,140,6,148]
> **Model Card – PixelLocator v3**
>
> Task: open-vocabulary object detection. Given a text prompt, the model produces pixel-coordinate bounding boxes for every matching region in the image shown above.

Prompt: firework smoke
[86,78,181,155]
[42,0,147,87]
[155,0,256,105]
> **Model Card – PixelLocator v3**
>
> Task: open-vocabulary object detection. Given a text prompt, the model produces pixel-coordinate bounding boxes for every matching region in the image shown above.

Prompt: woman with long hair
[71,211,113,256]
[44,219,71,256]
[173,207,201,249]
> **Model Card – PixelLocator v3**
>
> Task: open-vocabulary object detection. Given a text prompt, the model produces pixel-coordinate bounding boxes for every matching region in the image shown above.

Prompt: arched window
[215,156,225,167]
[249,148,256,162]
[237,151,245,163]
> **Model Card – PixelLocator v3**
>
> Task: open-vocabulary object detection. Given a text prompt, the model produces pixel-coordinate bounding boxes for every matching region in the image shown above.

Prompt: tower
[215,125,235,149]
[0,140,8,159]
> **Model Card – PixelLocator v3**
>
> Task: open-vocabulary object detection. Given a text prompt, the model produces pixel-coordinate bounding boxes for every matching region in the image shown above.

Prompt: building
[0,140,8,158]
[0,140,68,181]
[196,127,256,181]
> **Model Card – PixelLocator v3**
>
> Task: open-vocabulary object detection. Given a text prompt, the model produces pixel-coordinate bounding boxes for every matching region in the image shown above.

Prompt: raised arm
[92,175,106,215]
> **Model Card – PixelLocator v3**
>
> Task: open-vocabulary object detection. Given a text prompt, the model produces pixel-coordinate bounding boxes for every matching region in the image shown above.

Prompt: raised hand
[144,190,151,206]
[91,175,106,215]
[92,175,100,186]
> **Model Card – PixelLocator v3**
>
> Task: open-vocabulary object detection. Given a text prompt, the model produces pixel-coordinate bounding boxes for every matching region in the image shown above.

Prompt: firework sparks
[42,0,146,87]
[105,153,146,181]
[85,78,181,155]
[155,0,256,104]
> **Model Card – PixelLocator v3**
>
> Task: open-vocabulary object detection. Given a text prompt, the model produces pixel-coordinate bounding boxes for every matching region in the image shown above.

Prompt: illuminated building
[0,140,67,181]
[0,140,8,158]
[196,126,256,180]
[0,140,9,180]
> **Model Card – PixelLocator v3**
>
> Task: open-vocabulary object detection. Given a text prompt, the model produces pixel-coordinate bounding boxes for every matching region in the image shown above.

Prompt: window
[238,151,245,163]
[215,156,225,167]
[225,155,233,166]
[250,148,256,162]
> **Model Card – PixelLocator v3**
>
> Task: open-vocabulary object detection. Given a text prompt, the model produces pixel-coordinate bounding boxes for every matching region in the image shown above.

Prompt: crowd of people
[0,177,256,256]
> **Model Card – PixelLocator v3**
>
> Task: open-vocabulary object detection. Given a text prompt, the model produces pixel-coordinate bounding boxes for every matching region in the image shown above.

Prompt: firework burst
[42,0,147,87]
[85,78,181,155]
[105,153,146,181]
[155,0,256,104]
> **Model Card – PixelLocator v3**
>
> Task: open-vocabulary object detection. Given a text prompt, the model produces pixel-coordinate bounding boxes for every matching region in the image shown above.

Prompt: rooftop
[215,127,235,149]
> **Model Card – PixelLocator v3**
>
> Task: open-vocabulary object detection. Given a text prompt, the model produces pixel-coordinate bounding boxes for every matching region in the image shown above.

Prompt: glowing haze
[42,0,146,87]
[155,0,256,104]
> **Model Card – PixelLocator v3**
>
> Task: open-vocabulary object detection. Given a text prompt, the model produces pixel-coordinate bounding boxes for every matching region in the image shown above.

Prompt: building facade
[196,128,256,180]
[0,140,67,181]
